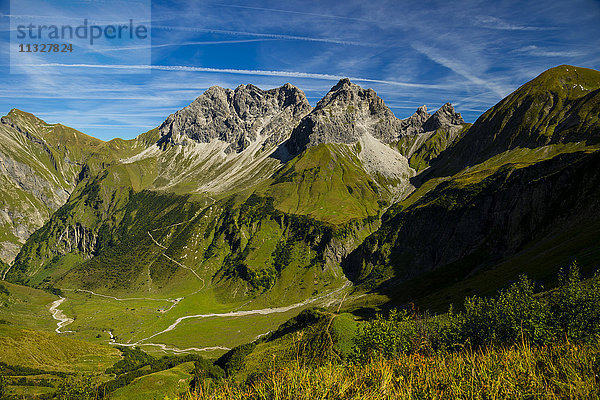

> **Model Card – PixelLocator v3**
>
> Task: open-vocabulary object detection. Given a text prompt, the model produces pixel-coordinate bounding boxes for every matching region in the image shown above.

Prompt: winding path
[147,230,205,291]
[50,281,351,352]
[63,288,181,304]
[115,281,352,350]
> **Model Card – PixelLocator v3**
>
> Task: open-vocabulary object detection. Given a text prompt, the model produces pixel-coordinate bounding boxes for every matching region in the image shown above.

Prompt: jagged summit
[422,103,464,132]
[317,78,381,108]
[399,105,431,135]
[286,79,401,154]
[158,82,311,153]
[399,103,464,136]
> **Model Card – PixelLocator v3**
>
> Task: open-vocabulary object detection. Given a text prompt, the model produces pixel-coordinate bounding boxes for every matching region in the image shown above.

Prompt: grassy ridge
[110,361,195,400]
[0,324,119,373]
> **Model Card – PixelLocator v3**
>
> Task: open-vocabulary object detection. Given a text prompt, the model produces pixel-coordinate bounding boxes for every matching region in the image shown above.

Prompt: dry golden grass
[175,339,600,400]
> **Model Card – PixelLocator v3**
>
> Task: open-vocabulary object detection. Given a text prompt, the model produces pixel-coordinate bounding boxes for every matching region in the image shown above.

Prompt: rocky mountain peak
[157,83,312,153]
[1,109,48,135]
[286,80,401,154]
[316,78,379,109]
[422,103,465,132]
[399,103,464,136]
[399,105,432,135]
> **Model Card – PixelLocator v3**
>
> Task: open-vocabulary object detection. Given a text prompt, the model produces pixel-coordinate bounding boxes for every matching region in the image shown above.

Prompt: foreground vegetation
[183,340,600,399]
[178,265,600,399]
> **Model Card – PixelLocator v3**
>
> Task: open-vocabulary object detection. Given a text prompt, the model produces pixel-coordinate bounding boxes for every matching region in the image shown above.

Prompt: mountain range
[1,64,599,345]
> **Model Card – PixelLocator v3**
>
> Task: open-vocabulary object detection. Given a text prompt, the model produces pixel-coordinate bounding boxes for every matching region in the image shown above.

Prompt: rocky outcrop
[54,223,98,256]
[157,83,312,153]
[286,79,464,154]
[422,103,464,132]
[0,113,76,263]
[286,79,402,153]
[399,105,431,135]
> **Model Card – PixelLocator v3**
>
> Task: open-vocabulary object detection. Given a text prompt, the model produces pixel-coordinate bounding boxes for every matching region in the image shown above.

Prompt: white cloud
[21,63,449,89]
[514,45,584,58]
[474,16,556,31]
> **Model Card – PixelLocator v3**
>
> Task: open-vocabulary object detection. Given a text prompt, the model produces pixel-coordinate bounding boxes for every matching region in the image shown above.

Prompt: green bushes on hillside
[99,347,223,398]
[353,265,600,361]
[105,346,155,375]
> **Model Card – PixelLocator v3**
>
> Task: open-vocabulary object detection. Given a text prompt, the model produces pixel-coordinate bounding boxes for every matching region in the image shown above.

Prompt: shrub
[215,343,256,377]
[353,309,419,361]
[551,265,600,341]
[105,346,154,375]
[460,275,552,346]
[54,375,97,400]
[353,265,600,361]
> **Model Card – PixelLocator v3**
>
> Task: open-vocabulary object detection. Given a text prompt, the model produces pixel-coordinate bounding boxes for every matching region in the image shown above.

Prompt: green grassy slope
[215,308,358,382]
[109,361,195,400]
[264,144,383,225]
[423,65,600,180]
[0,281,58,331]
[0,109,142,263]
[0,324,120,373]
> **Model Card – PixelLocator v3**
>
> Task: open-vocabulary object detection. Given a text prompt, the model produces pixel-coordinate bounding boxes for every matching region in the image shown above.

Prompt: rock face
[158,83,312,153]
[287,78,464,154]
[399,105,431,135]
[286,79,402,153]
[422,103,465,132]
[0,111,91,263]
[344,151,600,289]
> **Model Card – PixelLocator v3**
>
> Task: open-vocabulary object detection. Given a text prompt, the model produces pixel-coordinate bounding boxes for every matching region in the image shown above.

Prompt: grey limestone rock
[158,83,312,153]
[287,79,465,154]
[422,103,465,132]
[287,78,403,153]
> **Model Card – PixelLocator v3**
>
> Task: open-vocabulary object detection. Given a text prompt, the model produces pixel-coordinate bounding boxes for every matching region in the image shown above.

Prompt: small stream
[49,297,74,333]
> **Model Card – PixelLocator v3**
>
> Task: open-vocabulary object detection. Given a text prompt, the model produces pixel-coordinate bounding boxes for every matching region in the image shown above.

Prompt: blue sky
[1,0,599,141]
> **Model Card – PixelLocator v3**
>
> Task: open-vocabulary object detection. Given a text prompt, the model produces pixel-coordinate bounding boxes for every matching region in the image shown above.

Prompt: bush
[54,375,97,400]
[552,265,600,341]
[105,346,154,375]
[459,275,552,346]
[215,343,256,377]
[353,265,600,361]
[353,309,418,361]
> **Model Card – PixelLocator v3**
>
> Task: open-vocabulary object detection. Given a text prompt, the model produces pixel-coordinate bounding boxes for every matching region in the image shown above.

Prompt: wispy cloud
[514,45,585,57]
[474,16,556,31]
[91,39,277,53]
[22,63,448,89]
[215,3,375,23]
[411,44,510,99]
[152,25,383,47]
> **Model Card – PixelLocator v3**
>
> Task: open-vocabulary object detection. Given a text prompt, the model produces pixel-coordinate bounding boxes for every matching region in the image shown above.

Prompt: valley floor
[43,278,352,357]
